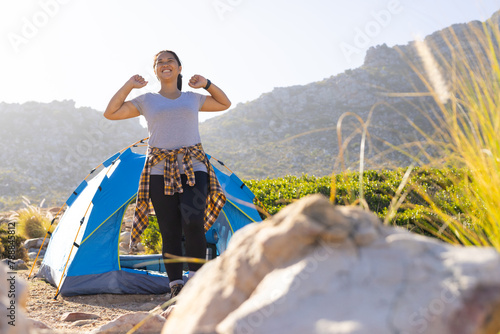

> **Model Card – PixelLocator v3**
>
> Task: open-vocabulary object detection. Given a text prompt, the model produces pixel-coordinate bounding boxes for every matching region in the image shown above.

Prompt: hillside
[200,44,425,179]
[1,10,498,209]
[0,100,147,210]
[200,11,500,179]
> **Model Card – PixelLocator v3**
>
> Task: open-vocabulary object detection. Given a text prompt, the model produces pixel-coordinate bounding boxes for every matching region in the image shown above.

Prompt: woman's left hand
[188,74,208,89]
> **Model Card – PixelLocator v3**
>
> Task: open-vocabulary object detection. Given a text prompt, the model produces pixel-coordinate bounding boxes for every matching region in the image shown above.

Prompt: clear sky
[1,0,498,122]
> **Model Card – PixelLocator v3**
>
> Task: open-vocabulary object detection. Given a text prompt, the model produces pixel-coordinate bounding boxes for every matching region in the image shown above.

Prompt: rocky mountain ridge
[0,100,147,210]
[199,10,499,178]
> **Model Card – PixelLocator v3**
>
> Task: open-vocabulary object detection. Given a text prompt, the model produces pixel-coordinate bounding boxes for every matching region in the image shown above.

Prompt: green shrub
[141,215,162,254]
[246,168,466,239]
[0,227,28,262]
[245,174,331,216]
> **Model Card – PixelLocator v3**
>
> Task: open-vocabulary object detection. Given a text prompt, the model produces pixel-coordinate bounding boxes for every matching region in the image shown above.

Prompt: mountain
[199,10,500,179]
[1,10,498,210]
[200,43,424,179]
[0,100,147,210]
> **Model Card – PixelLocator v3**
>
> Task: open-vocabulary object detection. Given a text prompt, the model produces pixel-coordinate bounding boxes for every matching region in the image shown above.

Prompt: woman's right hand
[104,75,144,120]
[127,74,148,89]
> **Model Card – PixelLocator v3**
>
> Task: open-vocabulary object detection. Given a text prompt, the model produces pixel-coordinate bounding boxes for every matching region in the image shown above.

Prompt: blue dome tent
[36,138,263,297]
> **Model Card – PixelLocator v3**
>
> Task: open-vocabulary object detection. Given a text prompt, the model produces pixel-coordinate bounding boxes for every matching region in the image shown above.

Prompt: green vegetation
[246,168,467,238]
[139,168,469,245]
[382,20,500,248]
[0,227,28,262]
[245,175,330,215]
[141,215,162,254]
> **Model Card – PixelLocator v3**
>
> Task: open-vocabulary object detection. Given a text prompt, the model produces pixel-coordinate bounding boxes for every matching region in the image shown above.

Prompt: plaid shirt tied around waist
[130,143,226,248]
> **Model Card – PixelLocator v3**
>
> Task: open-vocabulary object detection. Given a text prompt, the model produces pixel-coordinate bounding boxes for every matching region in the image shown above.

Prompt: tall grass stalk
[331,18,500,249]
[334,112,370,208]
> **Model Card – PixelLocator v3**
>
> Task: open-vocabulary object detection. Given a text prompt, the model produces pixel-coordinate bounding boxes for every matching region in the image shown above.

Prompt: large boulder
[162,194,500,334]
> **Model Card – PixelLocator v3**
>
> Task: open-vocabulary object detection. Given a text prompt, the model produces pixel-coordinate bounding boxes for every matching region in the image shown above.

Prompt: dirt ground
[20,266,169,333]
[18,205,168,333]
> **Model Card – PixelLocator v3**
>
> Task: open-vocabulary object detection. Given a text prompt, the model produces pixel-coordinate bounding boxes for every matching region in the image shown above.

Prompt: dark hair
[153,50,182,90]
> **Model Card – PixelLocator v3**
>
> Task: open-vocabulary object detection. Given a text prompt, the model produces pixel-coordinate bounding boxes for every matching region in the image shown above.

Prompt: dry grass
[9,197,54,239]
[333,18,500,249]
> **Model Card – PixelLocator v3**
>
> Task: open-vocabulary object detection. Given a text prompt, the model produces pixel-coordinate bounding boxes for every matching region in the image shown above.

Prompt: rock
[13,260,28,270]
[48,207,60,215]
[36,237,49,248]
[137,242,145,252]
[61,312,100,322]
[0,262,32,334]
[91,312,165,334]
[24,238,39,249]
[24,237,48,250]
[162,194,500,334]
[29,318,52,329]
[28,248,45,256]
[0,259,12,269]
[120,231,131,243]
[28,252,39,260]
[71,319,97,327]
[1,259,28,271]
[136,302,160,311]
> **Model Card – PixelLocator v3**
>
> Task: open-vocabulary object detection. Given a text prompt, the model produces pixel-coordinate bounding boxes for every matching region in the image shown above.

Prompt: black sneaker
[169,283,184,299]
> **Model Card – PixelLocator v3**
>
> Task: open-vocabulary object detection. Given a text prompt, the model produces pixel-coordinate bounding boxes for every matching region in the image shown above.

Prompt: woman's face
[155,52,181,81]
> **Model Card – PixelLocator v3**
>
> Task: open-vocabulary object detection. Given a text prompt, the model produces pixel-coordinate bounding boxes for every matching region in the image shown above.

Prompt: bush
[246,168,465,239]
[0,227,28,262]
[141,215,162,254]
[138,168,467,244]
[245,174,331,216]
[10,197,52,239]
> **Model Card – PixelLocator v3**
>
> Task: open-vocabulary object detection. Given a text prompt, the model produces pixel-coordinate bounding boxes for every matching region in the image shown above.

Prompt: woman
[104,50,230,298]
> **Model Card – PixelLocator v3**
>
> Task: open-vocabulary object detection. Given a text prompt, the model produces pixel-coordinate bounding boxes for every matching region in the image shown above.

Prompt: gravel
[20,267,170,333]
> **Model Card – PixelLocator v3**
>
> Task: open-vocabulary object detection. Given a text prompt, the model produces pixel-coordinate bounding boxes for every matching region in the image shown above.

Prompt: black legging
[149,172,208,282]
